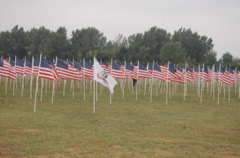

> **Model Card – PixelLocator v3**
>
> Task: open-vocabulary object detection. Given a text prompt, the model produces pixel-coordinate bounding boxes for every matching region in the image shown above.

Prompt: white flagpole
[96,81,98,102]
[93,57,96,113]
[34,54,41,112]
[212,64,215,100]
[166,62,169,105]
[83,58,86,100]
[111,58,113,103]
[144,63,148,96]
[63,80,66,97]
[123,61,126,99]
[72,59,75,98]
[183,63,187,101]
[238,79,240,99]
[40,78,44,102]
[200,63,204,103]
[13,56,16,96]
[51,80,55,104]
[234,68,236,94]
[228,84,231,102]
[197,64,201,98]
[5,77,8,94]
[217,63,221,105]
[136,61,139,100]
[150,61,154,102]
[21,57,26,97]
[30,56,34,99]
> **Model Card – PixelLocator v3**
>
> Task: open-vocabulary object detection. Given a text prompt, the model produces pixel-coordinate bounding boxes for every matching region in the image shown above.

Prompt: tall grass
[0,78,240,157]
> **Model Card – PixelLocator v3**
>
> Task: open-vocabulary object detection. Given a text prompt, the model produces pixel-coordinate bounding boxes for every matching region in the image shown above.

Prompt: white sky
[0,0,239,59]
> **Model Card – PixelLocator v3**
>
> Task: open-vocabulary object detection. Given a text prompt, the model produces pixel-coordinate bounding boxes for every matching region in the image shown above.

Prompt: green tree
[0,31,12,58]
[232,57,240,69]
[70,27,107,61]
[97,41,114,63]
[127,33,143,64]
[159,42,186,65]
[27,26,52,58]
[205,50,217,66]
[172,28,213,65]
[0,25,28,58]
[221,52,233,66]
[112,34,129,62]
[142,26,171,62]
[47,27,70,59]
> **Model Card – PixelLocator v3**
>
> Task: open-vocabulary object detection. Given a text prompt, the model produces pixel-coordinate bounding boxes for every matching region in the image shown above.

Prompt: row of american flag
[0,57,240,85]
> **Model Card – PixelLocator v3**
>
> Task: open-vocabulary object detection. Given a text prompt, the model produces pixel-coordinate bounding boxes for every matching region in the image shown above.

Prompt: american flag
[32,58,40,76]
[222,67,235,85]
[15,58,24,75]
[67,60,82,81]
[55,58,70,80]
[171,66,185,84]
[133,62,151,80]
[185,66,193,82]
[68,61,81,71]
[82,60,93,79]
[110,61,125,79]
[0,59,3,67]
[124,62,134,79]
[211,67,219,81]
[192,67,199,82]
[24,59,33,76]
[38,58,58,81]
[100,61,108,71]
[148,63,165,80]
[199,66,211,82]
[159,65,169,82]
[0,59,17,80]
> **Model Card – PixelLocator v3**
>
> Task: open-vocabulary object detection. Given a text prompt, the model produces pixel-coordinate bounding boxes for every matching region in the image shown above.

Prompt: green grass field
[0,78,240,157]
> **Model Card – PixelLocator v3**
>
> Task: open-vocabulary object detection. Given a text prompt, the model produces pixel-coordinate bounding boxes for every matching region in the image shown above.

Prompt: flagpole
[238,79,240,99]
[144,63,148,96]
[51,80,55,104]
[13,56,16,96]
[150,61,154,102]
[228,84,230,102]
[72,59,75,98]
[34,54,41,112]
[21,57,26,97]
[235,68,237,94]
[30,56,34,99]
[217,63,221,105]
[183,62,187,101]
[83,58,86,100]
[5,77,8,94]
[200,63,204,103]
[123,61,126,99]
[40,78,44,102]
[211,64,215,100]
[166,61,169,105]
[110,58,113,104]
[93,57,96,113]
[136,60,139,101]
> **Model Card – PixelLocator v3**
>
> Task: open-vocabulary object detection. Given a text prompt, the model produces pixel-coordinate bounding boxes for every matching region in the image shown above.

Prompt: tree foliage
[2,25,238,67]
[159,42,186,66]
[70,27,106,61]
[172,28,214,65]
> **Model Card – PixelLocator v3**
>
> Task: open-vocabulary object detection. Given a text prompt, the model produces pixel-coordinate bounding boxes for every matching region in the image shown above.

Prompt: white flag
[94,57,117,93]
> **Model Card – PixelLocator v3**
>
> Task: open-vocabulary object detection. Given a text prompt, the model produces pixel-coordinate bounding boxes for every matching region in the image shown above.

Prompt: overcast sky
[0,0,239,59]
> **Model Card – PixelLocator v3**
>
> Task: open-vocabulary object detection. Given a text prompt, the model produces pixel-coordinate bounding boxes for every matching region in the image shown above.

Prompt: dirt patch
[139,136,177,143]
[8,128,40,134]
[0,142,19,157]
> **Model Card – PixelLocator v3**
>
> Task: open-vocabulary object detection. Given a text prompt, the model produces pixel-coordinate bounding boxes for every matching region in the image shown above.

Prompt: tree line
[0,25,239,68]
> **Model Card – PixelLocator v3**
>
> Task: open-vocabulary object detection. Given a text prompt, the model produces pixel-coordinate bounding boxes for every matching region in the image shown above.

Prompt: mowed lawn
[0,79,240,157]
